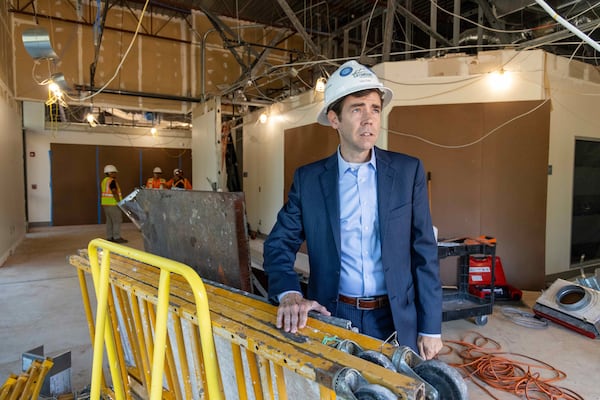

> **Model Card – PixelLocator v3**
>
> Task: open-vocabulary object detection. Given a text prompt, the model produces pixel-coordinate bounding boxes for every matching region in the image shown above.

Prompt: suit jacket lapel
[320,154,341,257]
[375,148,396,241]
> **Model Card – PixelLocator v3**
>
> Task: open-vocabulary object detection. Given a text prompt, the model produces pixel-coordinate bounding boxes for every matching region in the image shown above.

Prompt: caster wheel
[357,350,397,372]
[355,384,398,400]
[413,360,468,400]
[475,315,488,326]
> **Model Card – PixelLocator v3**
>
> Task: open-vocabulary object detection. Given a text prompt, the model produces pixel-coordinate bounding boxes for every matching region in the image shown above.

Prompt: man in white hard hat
[146,166,166,189]
[101,164,127,243]
[263,60,442,359]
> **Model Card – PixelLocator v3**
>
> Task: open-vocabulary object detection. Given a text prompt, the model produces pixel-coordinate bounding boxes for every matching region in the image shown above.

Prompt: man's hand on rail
[277,292,331,334]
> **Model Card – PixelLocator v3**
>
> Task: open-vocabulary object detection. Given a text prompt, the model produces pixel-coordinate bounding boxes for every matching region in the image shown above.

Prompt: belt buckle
[356,296,375,310]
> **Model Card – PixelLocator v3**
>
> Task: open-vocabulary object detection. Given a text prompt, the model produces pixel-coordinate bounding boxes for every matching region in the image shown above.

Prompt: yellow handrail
[87,238,223,400]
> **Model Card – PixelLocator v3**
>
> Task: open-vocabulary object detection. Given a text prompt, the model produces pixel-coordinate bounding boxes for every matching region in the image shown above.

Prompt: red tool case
[468,256,522,301]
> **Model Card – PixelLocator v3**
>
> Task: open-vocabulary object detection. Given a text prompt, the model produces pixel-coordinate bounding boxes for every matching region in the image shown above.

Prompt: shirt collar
[337,146,377,176]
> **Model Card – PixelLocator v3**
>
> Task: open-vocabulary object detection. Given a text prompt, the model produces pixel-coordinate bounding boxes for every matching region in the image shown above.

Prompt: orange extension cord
[437,331,584,400]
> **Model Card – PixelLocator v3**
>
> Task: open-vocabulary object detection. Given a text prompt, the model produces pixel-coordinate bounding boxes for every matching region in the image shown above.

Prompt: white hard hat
[173,168,181,175]
[317,60,393,126]
[153,167,162,174]
[104,164,118,173]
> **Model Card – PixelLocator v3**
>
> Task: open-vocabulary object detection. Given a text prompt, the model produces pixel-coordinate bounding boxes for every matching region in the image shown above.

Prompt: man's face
[327,91,382,162]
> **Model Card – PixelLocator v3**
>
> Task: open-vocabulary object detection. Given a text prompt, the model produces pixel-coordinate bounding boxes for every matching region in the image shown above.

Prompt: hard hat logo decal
[350,67,373,80]
[340,66,353,77]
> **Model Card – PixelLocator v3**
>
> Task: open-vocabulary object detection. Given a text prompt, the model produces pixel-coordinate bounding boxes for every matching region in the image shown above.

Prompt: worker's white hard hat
[174,168,181,175]
[317,60,393,126]
[104,164,118,173]
[153,167,162,174]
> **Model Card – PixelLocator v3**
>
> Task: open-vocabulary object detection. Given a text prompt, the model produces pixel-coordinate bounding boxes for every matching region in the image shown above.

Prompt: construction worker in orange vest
[167,168,192,190]
[146,166,166,189]
[101,164,127,243]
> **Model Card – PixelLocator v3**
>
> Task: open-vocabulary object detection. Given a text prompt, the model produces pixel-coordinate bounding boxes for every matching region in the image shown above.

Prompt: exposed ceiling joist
[396,3,453,48]
[275,0,321,57]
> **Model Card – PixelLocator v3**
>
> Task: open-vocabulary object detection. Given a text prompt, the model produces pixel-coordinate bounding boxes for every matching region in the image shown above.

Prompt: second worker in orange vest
[146,166,166,189]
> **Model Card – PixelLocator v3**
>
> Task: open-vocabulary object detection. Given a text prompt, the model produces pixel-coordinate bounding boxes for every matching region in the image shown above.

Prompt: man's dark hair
[327,88,384,121]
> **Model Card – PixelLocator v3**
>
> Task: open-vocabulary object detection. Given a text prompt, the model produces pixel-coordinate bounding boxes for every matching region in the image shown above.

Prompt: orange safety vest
[101,177,122,206]
[146,177,166,189]
[170,177,192,190]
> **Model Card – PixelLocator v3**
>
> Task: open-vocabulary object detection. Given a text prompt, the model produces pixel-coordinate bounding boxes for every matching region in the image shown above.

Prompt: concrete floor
[1,224,598,399]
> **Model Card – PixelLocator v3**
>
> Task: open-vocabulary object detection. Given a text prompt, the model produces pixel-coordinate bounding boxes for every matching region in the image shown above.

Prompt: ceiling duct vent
[22,27,59,60]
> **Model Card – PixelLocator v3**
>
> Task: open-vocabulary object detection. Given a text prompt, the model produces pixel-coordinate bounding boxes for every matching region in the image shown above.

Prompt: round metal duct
[22,27,58,60]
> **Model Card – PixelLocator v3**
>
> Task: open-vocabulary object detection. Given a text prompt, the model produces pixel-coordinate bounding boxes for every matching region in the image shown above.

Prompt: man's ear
[327,110,339,128]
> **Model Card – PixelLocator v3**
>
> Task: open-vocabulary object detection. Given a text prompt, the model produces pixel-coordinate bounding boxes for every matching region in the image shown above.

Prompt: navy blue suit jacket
[263,147,442,350]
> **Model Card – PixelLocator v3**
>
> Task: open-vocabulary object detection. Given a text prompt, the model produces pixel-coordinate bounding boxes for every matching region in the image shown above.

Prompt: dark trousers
[334,301,395,341]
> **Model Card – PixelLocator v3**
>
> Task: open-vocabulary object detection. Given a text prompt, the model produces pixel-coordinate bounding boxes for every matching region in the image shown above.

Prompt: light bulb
[259,113,268,124]
[48,81,61,95]
[86,112,97,127]
[488,69,512,91]
[315,77,326,92]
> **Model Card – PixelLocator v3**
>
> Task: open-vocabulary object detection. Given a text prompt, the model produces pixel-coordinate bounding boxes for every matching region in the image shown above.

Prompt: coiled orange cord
[437,331,584,400]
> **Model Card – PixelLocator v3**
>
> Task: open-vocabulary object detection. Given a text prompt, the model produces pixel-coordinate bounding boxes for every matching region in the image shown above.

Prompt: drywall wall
[191,98,221,191]
[0,2,26,266]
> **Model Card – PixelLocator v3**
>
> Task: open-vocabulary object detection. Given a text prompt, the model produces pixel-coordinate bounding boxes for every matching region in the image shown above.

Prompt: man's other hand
[417,335,443,360]
[276,292,330,333]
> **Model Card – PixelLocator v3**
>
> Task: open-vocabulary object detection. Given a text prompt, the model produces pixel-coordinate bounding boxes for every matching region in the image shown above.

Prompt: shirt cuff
[418,332,441,338]
[277,290,303,303]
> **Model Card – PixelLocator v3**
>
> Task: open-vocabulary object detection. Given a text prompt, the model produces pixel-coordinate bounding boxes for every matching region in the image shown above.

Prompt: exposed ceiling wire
[68,0,151,102]
[359,0,379,57]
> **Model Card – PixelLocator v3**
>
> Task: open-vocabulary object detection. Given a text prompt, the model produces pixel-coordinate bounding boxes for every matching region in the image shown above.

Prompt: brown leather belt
[338,294,389,310]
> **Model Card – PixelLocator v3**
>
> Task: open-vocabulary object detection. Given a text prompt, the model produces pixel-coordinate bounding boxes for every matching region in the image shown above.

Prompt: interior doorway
[571,139,600,266]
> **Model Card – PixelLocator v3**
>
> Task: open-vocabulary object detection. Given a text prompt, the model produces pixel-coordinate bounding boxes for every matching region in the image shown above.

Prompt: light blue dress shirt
[337,148,386,297]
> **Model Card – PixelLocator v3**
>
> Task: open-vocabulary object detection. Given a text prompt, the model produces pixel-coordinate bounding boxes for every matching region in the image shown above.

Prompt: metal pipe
[535,0,600,53]
[75,84,202,103]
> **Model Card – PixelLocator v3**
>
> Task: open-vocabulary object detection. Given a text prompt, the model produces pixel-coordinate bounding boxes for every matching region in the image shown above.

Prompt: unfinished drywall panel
[13,19,55,101]
[284,125,339,202]
[0,1,26,265]
[1,5,14,94]
[388,100,549,291]
[191,98,221,191]
[479,100,549,291]
[243,90,323,234]
[12,0,305,114]
[388,104,484,239]
[388,104,483,287]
